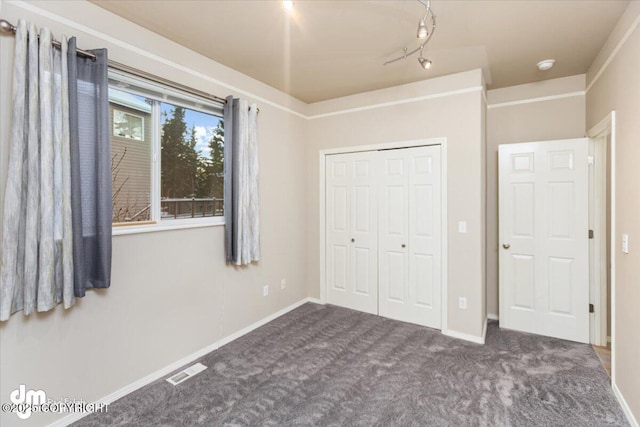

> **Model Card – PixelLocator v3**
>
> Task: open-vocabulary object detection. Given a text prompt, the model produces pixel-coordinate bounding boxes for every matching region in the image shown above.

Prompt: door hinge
[589,229,594,239]
[588,155,595,165]
[589,303,595,313]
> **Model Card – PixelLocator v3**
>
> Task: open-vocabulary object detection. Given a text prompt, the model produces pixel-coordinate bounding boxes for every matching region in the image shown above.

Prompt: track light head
[418,56,432,70]
[417,18,428,39]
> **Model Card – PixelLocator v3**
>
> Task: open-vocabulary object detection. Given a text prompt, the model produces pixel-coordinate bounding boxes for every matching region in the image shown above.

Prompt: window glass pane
[160,103,224,220]
[113,109,144,141]
[109,89,152,224]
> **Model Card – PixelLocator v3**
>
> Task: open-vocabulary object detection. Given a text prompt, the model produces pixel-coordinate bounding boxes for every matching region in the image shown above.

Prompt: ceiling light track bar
[383,0,436,68]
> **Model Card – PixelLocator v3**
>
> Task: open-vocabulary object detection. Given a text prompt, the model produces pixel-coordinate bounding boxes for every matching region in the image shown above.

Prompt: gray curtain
[224,96,260,265]
[223,97,236,263]
[68,38,112,297]
[0,22,111,321]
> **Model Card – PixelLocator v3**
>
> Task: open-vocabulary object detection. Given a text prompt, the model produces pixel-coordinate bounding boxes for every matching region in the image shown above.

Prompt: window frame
[109,70,226,235]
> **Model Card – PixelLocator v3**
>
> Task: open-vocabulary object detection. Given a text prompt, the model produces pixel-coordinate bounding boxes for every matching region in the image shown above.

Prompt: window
[109,71,224,229]
[159,103,224,220]
[110,90,152,223]
[113,109,144,141]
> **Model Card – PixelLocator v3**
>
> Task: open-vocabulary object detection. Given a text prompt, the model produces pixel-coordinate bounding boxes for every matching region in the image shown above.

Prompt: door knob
[351,238,355,243]
[503,243,510,249]
[401,244,406,248]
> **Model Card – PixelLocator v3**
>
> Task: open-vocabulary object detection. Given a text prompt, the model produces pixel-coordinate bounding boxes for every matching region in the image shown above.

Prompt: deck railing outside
[161,198,223,219]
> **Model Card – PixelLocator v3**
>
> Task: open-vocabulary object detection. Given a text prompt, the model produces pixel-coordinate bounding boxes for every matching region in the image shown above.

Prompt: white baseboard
[48,297,316,427]
[442,323,486,345]
[487,313,499,321]
[307,297,323,305]
[613,382,639,427]
[216,298,314,348]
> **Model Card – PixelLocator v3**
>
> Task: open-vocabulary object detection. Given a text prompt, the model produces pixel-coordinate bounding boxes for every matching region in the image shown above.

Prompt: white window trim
[109,70,225,235]
[113,217,225,236]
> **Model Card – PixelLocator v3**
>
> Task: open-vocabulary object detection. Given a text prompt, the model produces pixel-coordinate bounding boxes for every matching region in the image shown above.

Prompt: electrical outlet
[458,297,467,310]
[263,285,269,297]
[280,279,287,290]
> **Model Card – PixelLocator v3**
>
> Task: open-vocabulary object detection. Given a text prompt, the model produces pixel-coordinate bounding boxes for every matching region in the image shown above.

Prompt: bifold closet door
[326,151,378,314]
[379,146,442,328]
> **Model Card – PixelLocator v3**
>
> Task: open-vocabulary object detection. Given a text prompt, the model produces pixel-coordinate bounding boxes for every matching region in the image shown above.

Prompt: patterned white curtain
[0,22,74,320]
[0,20,111,321]
[223,97,260,266]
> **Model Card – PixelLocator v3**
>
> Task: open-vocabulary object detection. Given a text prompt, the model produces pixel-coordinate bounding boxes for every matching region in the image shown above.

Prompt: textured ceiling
[92,0,629,103]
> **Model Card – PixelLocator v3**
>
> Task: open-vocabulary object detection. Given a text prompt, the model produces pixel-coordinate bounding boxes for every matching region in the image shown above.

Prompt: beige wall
[0,2,308,426]
[486,76,586,316]
[306,70,487,338]
[586,2,640,422]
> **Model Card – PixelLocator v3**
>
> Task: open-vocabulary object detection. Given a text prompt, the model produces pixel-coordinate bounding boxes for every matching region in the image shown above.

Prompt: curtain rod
[109,60,228,106]
[0,18,258,112]
[0,19,97,60]
[112,62,260,112]
[111,62,260,111]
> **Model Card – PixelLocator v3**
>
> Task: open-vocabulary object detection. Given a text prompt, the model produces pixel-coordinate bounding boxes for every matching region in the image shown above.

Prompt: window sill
[112,218,224,236]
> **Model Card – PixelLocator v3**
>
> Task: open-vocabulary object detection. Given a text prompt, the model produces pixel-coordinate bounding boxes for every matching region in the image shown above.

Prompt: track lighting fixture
[384,0,436,70]
[418,45,432,69]
[417,18,428,39]
[418,56,432,70]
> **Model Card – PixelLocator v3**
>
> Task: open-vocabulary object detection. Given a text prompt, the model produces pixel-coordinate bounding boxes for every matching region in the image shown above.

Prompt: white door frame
[588,135,608,347]
[587,112,616,366]
[319,138,449,333]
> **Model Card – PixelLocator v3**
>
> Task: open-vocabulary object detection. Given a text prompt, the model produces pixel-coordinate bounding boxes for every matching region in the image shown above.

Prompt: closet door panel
[326,152,377,314]
[380,146,442,329]
[407,147,441,328]
[326,156,351,299]
[379,151,409,310]
[349,152,378,311]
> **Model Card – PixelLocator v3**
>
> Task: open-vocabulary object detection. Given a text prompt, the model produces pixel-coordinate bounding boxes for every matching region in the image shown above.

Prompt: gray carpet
[76,303,628,426]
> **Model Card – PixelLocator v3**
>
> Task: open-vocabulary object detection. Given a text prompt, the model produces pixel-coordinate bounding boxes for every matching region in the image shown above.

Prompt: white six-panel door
[326,151,378,314]
[499,139,589,343]
[379,146,442,328]
[326,146,442,328]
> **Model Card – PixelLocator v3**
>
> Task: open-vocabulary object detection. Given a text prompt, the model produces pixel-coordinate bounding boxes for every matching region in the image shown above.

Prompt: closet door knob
[503,243,510,249]
[401,244,406,248]
[351,238,355,243]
